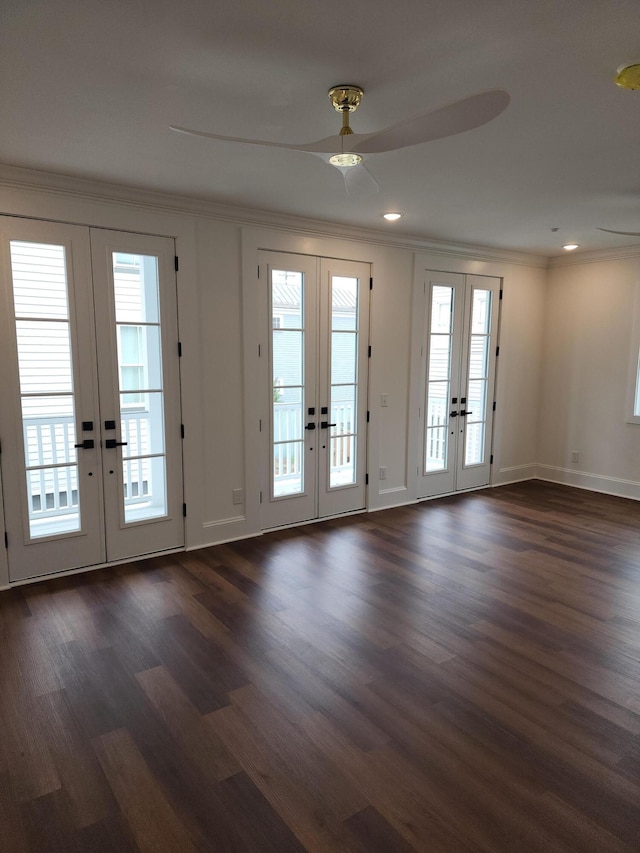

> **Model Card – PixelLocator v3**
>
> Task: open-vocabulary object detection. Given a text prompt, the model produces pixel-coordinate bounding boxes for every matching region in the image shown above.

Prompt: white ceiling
[2,0,640,256]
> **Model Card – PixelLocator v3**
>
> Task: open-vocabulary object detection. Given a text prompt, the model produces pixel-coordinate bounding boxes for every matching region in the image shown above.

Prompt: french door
[0,217,184,582]
[259,251,370,528]
[417,270,500,498]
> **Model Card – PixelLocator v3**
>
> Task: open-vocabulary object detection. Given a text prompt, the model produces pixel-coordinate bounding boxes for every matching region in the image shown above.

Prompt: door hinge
[257,264,260,279]
[181,424,185,439]
[490,454,494,464]
[259,419,262,432]
[492,401,496,412]
[259,490,263,504]
[4,532,7,549]
[495,346,500,357]
[258,344,261,357]
[178,341,183,357]
[369,277,373,290]
[182,503,187,517]
[368,345,372,358]
[174,256,179,272]
[367,410,370,423]
[365,473,369,485]
[499,289,503,300]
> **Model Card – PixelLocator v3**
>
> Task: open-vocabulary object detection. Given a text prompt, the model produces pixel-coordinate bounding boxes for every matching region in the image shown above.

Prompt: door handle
[320,421,336,429]
[304,422,316,430]
[105,439,128,449]
[460,410,473,417]
[74,439,95,449]
[449,411,458,418]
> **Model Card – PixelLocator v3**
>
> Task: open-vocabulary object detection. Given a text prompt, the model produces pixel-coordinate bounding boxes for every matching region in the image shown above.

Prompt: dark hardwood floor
[2,480,640,851]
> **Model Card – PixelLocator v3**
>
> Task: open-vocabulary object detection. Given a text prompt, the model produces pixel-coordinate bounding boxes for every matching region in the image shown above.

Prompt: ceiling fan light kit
[329,152,363,167]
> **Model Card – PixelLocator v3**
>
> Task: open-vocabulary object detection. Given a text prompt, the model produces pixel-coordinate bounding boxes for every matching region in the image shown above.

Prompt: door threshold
[2,545,185,591]
[261,506,366,535]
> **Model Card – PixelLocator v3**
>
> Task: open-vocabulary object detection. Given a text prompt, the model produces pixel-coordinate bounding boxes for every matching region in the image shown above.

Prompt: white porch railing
[23,410,152,522]
[272,401,356,494]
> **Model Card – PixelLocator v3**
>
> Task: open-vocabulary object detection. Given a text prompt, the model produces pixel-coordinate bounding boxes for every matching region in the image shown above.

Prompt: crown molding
[548,242,640,268]
[0,162,547,268]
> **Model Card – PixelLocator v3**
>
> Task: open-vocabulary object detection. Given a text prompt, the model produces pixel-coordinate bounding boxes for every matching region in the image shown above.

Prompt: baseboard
[493,463,537,486]
[535,464,640,501]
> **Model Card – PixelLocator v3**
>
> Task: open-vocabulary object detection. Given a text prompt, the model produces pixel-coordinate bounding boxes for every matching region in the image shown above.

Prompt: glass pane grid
[112,253,167,523]
[329,274,358,489]
[271,269,305,499]
[10,241,82,538]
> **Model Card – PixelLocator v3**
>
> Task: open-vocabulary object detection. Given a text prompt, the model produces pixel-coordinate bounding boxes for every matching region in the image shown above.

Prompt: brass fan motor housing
[616,63,640,90]
[328,85,364,113]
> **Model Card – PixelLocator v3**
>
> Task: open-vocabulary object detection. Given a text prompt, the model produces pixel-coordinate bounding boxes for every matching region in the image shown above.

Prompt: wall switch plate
[232,488,244,505]
[380,393,389,407]
[570,451,579,463]
[379,466,387,480]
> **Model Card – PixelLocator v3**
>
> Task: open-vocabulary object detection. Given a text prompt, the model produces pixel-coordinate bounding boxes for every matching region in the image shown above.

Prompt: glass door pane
[329,275,358,488]
[271,269,305,497]
[10,241,81,538]
[464,288,492,467]
[112,253,167,522]
[425,285,454,473]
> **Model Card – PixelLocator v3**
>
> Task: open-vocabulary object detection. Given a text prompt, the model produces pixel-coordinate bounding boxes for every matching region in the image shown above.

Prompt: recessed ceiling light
[383,212,403,221]
[563,243,579,251]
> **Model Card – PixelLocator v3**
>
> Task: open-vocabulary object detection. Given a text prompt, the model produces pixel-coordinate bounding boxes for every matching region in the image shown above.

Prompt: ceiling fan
[597,228,640,237]
[171,85,510,197]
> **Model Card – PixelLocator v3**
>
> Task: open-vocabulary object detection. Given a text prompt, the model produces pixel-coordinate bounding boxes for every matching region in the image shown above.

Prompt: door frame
[0,217,185,583]
[409,254,504,501]
[242,229,374,534]
[256,250,371,530]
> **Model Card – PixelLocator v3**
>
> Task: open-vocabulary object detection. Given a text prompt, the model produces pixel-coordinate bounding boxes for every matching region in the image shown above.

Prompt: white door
[259,252,370,528]
[418,271,500,498]
[0,218,184,582]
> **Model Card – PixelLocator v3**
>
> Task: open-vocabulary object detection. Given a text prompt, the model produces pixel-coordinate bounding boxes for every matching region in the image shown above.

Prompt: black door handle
[74,439,95,449]
[304,423,316,430]
[449,411,458,418]
[105,439,128,449]
[460,410,473,417]
[320,421,337,429]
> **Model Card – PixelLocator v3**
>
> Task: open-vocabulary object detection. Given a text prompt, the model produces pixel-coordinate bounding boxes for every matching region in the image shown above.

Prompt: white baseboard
[493,463,537,486]
[535,464,640,501]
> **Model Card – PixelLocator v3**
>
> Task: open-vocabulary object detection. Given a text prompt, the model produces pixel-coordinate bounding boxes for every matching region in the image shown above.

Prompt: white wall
[538,255,640,498]
[0,167,549,581]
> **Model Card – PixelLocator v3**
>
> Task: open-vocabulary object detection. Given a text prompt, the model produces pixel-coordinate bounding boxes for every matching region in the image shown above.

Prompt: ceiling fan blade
[597,227,640,236]
[170,125,375,155]
[341,163,380,198]
[352,89,510,154]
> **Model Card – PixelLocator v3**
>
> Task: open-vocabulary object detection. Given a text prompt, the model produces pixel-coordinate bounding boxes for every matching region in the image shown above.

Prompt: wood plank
[92,728,198,853]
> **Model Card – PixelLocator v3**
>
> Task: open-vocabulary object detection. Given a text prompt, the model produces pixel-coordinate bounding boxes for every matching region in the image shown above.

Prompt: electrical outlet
[570,451,579,463]
[380,393,389,407]
[232,488,244,505]
[379,466,387,480]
